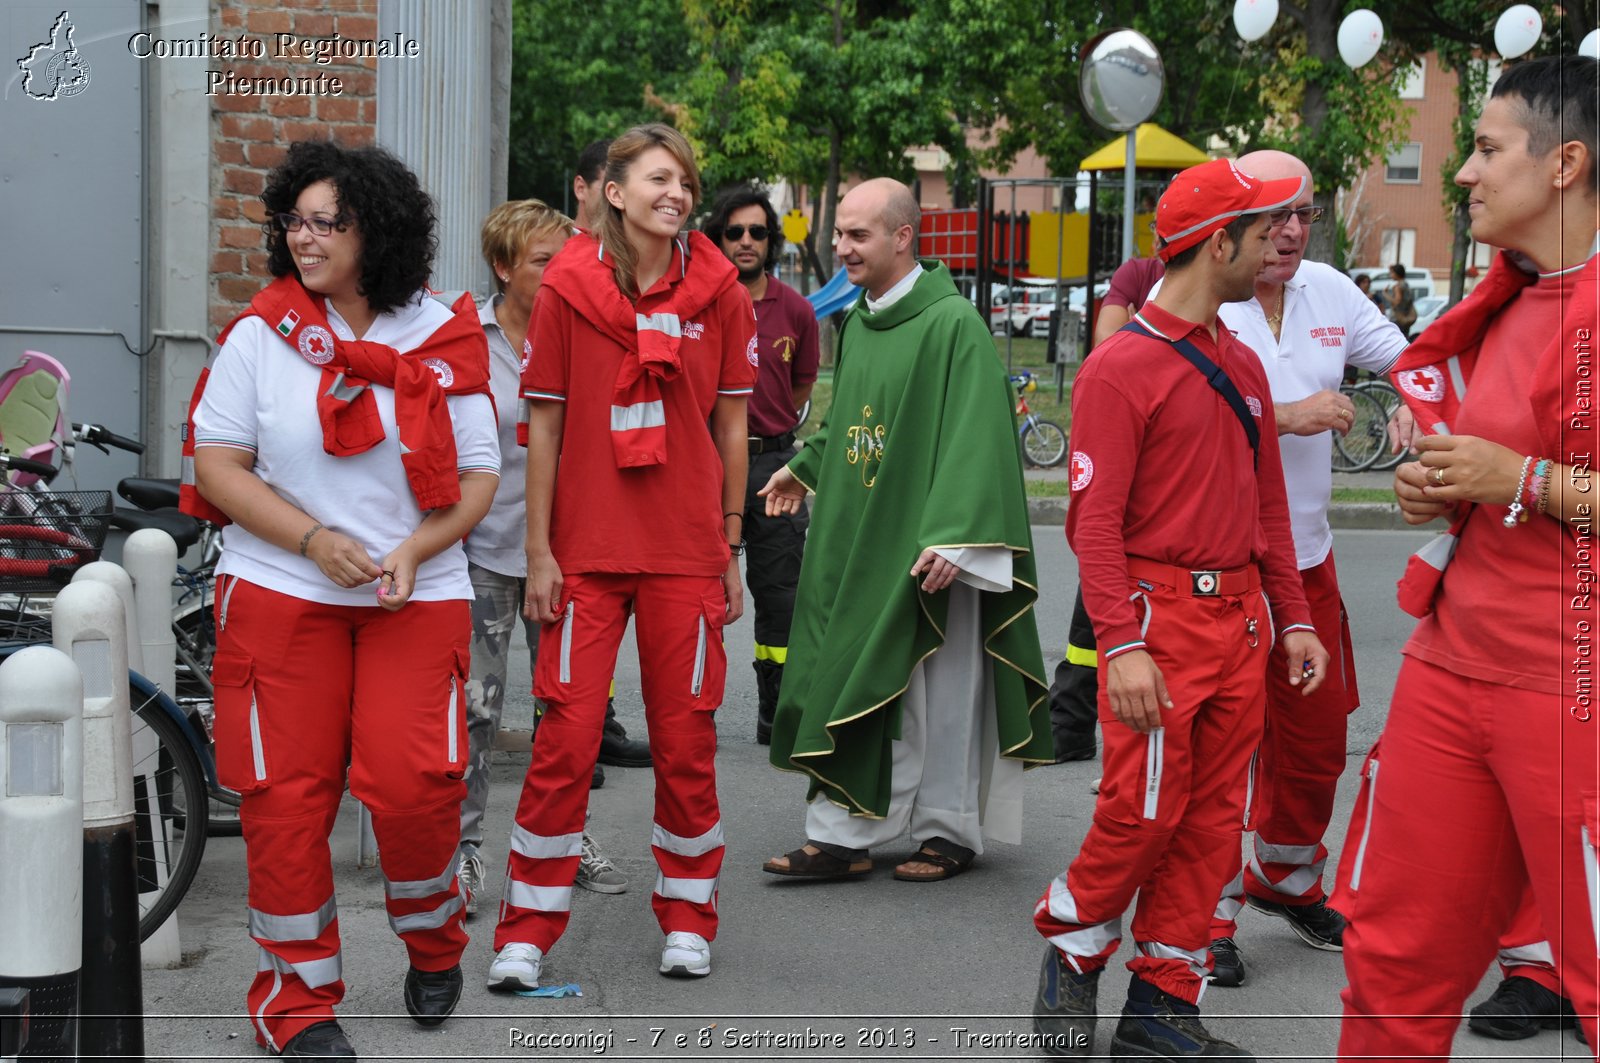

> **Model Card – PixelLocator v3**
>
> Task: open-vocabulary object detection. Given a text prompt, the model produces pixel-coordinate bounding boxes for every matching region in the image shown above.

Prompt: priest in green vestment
[758,178,1052,883]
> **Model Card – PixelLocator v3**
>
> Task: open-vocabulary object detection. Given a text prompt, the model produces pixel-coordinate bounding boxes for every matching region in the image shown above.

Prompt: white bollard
[52,580,145,1056]
[71,561,142,676]
[73,558,182,967]
[123,529,178,701]
[0,645,84,1059]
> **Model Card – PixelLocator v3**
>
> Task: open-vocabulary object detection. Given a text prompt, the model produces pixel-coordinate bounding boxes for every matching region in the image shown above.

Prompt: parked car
[1348,266,1435,301]
[1407,294,1451,339]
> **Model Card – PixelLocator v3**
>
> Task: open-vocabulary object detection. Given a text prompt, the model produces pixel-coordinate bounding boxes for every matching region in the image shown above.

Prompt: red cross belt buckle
[1190,570,1220,596]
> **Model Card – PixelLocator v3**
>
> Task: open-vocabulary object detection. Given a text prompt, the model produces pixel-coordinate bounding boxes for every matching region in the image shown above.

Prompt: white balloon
[1337,9,1385,69]
[1581,29,1600,59]
[1494,5,1542,59]
[1233,0,1278,42]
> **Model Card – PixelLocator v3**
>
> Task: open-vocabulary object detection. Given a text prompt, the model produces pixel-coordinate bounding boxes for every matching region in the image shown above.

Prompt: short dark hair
[576,139,612,186]
[1355,273,1371,287]
[702,186,782,273]
[1161,214,1255,272]
[1389,262,1407,278]
[261,140,436,314]
[1492,55,1599,196]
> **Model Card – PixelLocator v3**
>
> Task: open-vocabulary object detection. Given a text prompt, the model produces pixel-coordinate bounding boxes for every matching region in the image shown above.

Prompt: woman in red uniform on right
[1337,55,1599,1057]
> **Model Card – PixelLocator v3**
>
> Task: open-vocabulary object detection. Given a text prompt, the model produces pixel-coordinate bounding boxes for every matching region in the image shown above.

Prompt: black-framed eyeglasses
[723,224,769,242]
[1266,206,1325,227]
[275,212,350,236]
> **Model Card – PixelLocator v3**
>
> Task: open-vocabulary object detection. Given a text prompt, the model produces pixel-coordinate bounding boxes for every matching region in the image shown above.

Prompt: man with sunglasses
[1201,150,1410,988]
[703,187,820,744]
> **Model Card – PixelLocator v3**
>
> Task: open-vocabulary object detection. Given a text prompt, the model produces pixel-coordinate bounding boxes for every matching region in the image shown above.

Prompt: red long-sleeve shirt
[1067,301,1313,658]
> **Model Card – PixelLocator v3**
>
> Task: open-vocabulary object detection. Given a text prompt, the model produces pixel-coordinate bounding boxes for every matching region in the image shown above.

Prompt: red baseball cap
[1155,159,1307,262]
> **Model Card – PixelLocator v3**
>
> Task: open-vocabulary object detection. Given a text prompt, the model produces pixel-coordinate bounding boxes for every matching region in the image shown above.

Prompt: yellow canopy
[1079,123,1210,172]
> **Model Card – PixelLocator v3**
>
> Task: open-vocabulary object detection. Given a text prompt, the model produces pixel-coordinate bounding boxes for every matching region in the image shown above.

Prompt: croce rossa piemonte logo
[17,11,92,101]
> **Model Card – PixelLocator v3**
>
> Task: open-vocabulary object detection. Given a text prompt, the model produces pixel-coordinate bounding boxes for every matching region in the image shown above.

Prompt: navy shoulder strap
[1120,320,1260,469]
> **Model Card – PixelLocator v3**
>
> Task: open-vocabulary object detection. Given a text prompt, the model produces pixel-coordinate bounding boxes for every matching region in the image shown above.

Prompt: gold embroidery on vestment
[843,404,886,487]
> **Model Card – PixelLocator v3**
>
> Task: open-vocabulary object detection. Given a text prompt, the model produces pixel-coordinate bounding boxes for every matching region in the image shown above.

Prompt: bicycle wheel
[1022,419,1069,468]
[1359,380,1407,473]
[130,673,209,940]
[1332,386,1390,473]
[173,604,242,834]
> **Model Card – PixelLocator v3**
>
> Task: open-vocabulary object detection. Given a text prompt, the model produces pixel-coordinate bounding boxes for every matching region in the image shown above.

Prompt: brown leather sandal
[893,836,976,882]
[762,844,872,880]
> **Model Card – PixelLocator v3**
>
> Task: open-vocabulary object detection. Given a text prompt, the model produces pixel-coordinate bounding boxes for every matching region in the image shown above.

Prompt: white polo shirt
[1219,260,1408,568]
[195,292,501,605]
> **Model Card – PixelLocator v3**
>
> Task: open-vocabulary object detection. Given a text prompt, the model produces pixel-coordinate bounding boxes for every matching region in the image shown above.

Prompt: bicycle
[1011,370,1068,468]
[111,474,240,837]
[1331,377,1405,473]
[0,450,212,942]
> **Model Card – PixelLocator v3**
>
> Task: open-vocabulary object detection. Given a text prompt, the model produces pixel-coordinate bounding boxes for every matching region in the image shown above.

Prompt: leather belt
[1126,557,1260,598]
[748,432,796,456]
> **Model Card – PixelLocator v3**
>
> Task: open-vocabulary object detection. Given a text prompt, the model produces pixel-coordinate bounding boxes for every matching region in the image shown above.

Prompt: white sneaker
[659,931,711,978]
[458,851,485,918]
[576,833,629,894]
[487,942,542,991]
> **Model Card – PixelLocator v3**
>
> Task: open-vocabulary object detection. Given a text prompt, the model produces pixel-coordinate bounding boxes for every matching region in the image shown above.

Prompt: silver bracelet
[1503,455,1534,528]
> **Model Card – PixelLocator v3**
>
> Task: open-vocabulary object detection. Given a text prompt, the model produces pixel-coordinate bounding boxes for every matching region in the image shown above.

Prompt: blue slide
[805,267,860,320]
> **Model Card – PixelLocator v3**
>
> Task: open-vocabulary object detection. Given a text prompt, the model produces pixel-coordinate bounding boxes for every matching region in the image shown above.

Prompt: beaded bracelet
[1504,455,1534,528]
[1525,458,1552,510]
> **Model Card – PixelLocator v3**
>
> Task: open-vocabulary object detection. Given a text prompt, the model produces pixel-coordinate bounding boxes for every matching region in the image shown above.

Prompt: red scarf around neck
[538,231,739,467]
[180,276,492,525]
[1389,251,1597,617]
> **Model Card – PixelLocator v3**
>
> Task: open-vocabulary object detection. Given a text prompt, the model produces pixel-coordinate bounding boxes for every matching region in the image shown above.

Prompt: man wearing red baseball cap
[1029,158,1328,1060]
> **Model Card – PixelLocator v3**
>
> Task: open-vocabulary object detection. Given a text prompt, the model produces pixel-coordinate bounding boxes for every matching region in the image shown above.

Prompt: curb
[1026,498,1441,532]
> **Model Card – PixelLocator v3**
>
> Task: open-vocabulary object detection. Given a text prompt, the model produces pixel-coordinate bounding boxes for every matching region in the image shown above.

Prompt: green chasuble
[769,260,1052,817]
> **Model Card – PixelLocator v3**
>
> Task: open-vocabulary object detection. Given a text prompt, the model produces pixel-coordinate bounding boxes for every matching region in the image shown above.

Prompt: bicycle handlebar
[74,423,146,455]
[0,454,59,477]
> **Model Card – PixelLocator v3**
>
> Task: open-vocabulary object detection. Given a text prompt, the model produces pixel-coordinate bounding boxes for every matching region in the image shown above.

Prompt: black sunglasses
[723,224,770,242]
[1265,206,1325,226]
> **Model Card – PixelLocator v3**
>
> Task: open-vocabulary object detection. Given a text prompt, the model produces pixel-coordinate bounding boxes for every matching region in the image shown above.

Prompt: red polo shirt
[748,275,821,437]
[1067,301,1312,658]
[524,271,757,577]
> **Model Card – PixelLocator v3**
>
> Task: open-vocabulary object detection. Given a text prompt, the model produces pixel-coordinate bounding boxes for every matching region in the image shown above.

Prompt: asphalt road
[138,526,1563,1062]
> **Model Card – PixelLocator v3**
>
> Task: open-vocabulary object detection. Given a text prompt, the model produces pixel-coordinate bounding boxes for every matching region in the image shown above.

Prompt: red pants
[1494,883,1560,993]
[495,572,726,953]
[1213,554,1358,935]
[211,578,470,1051]
[1336,656,1600,1059]
[1034,580,1269,1003]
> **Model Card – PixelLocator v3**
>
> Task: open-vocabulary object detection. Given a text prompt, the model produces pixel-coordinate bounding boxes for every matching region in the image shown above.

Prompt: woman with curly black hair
[184,140,499,1058]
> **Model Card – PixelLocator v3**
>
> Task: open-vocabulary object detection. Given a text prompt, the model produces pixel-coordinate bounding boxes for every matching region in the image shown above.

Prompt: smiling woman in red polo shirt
[487,124,756,992]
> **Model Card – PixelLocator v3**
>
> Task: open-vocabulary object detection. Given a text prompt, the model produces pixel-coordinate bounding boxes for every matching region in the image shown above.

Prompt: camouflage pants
[459,563,538,856]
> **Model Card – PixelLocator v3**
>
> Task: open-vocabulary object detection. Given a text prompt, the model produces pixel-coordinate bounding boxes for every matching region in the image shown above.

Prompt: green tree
[1375,0,1597,300]
[506,0,693,209]
[676,0,1035,278]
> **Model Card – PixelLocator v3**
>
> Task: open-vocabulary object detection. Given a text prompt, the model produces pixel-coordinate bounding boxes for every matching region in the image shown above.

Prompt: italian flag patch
[276,310,301,337]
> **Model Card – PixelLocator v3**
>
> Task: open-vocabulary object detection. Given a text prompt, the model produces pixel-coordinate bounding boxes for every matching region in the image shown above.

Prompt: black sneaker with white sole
[1208,937,1246,987]
[1244,894,1344,950]
[1467,975,1576,1040]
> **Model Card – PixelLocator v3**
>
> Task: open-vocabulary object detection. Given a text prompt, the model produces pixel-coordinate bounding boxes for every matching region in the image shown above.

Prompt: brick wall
[208,0,379,332]
[1350,53,1463,284]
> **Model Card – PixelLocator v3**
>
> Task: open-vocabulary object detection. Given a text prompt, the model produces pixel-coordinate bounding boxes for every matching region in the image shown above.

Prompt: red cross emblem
[1398,365,1445,403]
[1070,451,1094,491]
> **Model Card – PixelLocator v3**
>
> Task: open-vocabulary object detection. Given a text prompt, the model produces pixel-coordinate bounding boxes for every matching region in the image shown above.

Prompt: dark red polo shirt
[747,275,820,437]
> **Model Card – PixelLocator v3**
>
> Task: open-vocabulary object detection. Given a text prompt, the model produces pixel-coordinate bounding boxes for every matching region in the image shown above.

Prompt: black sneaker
[1244,894,1345,950]
[1111,977,1255,1059]
[279,1021,355,1058]
[1032,944,1098,1057]
[591,761,605,789]
[1208,937,1246,988]
[403,964,463,1027]
[1467,975,1576,1040]
[598,701,653,767]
